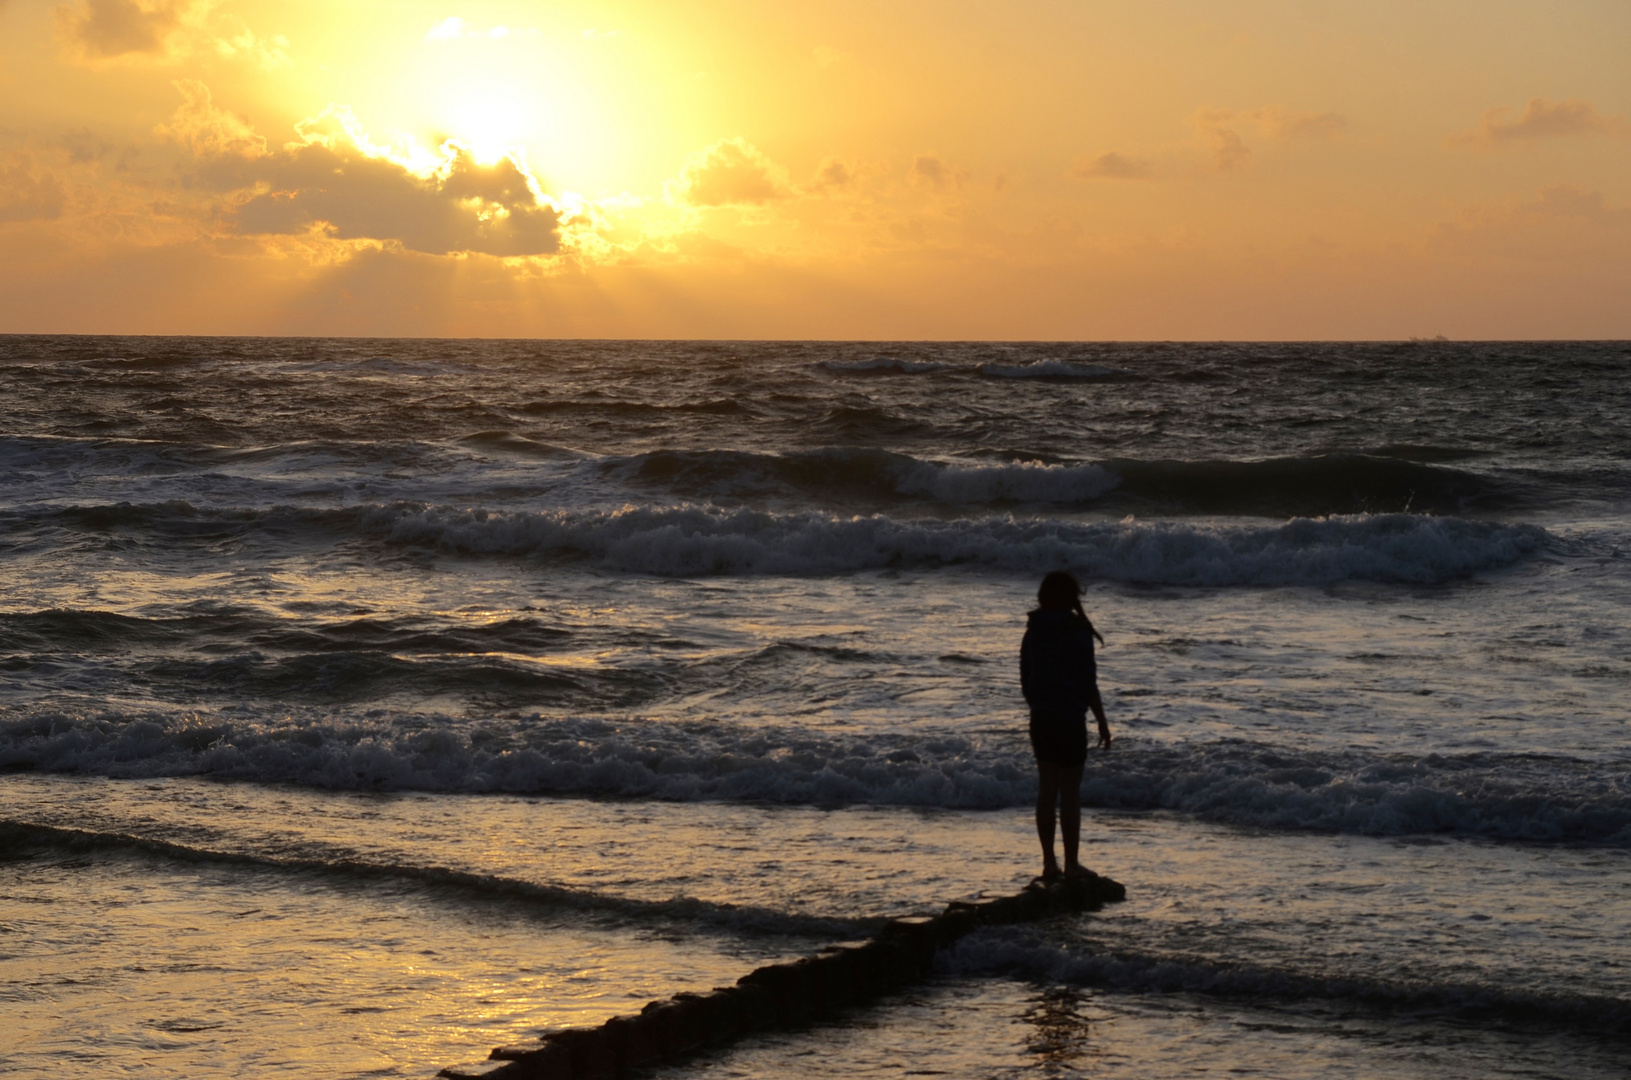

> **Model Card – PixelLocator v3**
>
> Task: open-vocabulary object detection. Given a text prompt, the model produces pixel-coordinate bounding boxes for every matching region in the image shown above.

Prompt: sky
[1,0,1628,339]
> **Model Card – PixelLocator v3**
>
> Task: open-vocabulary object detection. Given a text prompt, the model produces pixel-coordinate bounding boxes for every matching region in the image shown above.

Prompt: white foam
[893,460,1121,504]
[4,712,1626,845]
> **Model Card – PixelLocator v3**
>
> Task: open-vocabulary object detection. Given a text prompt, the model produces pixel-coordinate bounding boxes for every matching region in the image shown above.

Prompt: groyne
[438,872,1126,1080]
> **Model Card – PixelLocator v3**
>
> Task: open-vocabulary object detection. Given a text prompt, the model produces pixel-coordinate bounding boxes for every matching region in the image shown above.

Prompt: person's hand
[1097,727,1112,749]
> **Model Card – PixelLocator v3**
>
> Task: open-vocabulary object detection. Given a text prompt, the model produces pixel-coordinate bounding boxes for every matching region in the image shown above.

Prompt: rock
[436,874,1127,1079]
[545,1028,614,1080]
[976,894,1022,924]
[602,1014,662,1070]
[728,979,777,1032]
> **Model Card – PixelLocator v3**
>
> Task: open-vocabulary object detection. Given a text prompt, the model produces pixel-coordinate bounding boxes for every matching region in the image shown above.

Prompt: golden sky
[1,0,1628,339]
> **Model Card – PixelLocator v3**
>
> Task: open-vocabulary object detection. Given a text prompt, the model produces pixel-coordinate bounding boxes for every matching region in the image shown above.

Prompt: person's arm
[1088,686,1111,749]
[1020,629,1035,706]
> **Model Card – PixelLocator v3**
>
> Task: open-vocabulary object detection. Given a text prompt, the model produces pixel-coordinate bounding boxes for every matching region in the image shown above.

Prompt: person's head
[1037,570,1083,614]
[1036,570,1103,641]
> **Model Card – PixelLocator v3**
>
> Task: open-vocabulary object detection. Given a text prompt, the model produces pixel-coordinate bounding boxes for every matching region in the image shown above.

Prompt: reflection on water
[4,776,1628,1078]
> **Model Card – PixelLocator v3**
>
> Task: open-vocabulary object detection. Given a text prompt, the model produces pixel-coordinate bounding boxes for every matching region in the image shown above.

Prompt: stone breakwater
[438,872,1127,1080]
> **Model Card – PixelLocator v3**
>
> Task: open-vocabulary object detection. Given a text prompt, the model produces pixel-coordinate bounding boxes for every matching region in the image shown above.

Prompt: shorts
[1028,710,1088,768]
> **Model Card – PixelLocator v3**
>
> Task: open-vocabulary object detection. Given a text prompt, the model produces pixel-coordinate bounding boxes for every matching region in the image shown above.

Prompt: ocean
[1,336,1627,1078]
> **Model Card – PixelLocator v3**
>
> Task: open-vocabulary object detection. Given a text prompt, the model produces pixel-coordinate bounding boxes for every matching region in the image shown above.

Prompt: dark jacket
[1020,609,1098,716]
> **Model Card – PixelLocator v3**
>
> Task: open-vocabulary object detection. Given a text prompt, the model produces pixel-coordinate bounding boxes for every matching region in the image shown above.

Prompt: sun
[320,13,662,193]
[440,83,531,164]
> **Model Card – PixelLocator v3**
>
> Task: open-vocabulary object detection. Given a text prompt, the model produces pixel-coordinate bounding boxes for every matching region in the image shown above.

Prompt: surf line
[437,873,1126,1079]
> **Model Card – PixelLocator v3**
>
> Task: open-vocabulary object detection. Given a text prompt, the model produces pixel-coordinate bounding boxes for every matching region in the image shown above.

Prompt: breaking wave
[0,819,859,938]
[355,504,1550,584]
[941,929,1631,1034]
[0,434,1541,517]
[5,715,1626,845]
[610,448,1513,515]
[21,499,1549,584]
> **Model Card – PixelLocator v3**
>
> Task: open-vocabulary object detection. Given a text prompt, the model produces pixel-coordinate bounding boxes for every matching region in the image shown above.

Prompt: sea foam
[5,713,1626,845]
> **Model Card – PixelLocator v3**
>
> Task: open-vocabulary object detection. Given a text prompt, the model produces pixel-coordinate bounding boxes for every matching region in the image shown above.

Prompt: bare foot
[1038,864,1063,884]
[1063,864,1096,880]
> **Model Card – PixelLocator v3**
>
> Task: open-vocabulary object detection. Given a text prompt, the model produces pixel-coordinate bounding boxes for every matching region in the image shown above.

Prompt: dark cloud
[1075,152,1152,180]
[0,160,66,222]
[910,153,967,189]
[162,86,562,257]
[811,157,853,191]
[58,0,181,58]
[226,142,561,257]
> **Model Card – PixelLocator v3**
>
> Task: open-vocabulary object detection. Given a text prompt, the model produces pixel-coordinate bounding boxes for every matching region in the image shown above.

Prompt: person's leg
[1035,761,1062,879]
[1058,764,1086,875]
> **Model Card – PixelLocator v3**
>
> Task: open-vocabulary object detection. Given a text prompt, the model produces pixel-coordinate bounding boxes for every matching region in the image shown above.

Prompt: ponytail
[1038,570,1105,644]
[1075,597,1105,645]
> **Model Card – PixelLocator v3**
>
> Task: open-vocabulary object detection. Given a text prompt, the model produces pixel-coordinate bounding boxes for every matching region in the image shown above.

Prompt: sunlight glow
[439,87,529,164]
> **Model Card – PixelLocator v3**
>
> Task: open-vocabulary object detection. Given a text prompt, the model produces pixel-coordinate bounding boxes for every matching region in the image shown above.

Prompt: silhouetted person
[1020,570,1110,882]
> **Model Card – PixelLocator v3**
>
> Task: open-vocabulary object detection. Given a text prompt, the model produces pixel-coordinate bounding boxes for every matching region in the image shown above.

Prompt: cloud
[1519,184,1623,220]
[57,0,182,58]
[55,0,288,68]
[1448,98,1629,146]
[674,138,790,206]
[1075,152,1152,180]
[162,88,561,257]
[1430,184,1631,261]
[909,153,966,189]
[154,78,266,157]
[1191,110,1250,170]
[1190,105,1347,170]
[232,145,561,258]
[0,158,67,223]
[810,157,854,191]
[1252,106,1347,140]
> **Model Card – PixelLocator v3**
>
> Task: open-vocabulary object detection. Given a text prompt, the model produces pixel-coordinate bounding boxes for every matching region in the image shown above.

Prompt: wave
[0,432,1546,518]
[0,606,627,658]
[457,431,583,458]
[940,929,1631,1034]
[819,357,956,375]
[5,714,1626,845]
[0,819,857,938]
[17,499,1550,584]
[815,357,1134,380]
[0,433,439,480]
[364,504,1550,585]
[1100,453,1512,515]
[978,360,1134,380]
[609,448,1512,516]
[516,398,753,417]
[611,447,1122,508]
[139,651,666,707]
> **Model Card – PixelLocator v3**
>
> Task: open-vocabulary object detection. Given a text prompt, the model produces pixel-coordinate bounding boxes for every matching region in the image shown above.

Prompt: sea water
[1,337,1627,1077]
